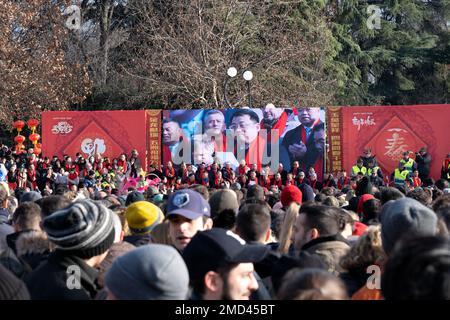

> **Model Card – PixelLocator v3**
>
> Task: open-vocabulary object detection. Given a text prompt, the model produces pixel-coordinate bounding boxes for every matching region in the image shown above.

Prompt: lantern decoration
[29,133,41,145]
[13,120,25,133]
[27,119,41,156]
[33,147,42,155]
[27,119,40,133]
[14,135,25,144]
[14,135,26,154]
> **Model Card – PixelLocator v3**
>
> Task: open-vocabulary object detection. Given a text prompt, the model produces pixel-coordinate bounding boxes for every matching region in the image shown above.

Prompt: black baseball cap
[182,228,269,281]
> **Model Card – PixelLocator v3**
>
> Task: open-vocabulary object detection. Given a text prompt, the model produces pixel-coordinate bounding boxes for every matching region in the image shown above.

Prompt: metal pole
[247,81,252,108]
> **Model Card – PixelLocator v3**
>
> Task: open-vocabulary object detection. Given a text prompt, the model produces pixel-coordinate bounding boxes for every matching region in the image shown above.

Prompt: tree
[114,0,341,109]
[329,0,450,105]
[0,0,91,125]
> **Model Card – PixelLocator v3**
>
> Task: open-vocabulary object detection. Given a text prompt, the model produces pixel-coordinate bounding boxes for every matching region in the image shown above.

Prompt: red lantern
[36,143,42,149]
[29,133,40,144]
[27,119,40,131]
[33,147,42,155]
[14,135,25,144]
[13,120,25,133]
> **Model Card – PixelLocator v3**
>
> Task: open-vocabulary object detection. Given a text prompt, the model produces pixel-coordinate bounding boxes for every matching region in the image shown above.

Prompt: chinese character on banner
[383,130,409,159]
[352,115,376,131]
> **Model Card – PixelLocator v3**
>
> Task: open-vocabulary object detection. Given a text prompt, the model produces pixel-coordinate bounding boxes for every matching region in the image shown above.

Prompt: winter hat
[43,199,115,259]
[20,191,42,204]
[357,194,375,214]
[280,185,303,207]
[0,264,30,300]
[125,201,164,235]
[105,244,189,300]
[167,189,210,219]
[125,191,145,206]
[209,190,239,219]
[380,198,437,255]
[299,183,315,203]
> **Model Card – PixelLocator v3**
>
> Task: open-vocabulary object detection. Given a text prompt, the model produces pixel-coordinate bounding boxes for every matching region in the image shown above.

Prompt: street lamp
[223,67,254,108]
[243,70,253,108]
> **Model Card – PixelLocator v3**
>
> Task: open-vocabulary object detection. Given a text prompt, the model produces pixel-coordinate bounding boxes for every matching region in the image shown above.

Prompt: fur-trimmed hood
[16,230,53,257]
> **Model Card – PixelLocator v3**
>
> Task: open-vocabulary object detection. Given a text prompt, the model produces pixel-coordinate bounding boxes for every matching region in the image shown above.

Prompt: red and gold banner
[147,110,162,169]
[340,104,450,180]
[42,110,152,170]
[326,106,343,174]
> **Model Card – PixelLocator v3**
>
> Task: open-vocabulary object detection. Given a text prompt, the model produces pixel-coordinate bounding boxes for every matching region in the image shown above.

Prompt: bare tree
[0,0,91,125]
[119,0,338,108]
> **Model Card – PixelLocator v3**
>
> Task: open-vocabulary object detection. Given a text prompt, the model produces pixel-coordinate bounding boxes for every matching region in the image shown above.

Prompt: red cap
[280,185,303,207]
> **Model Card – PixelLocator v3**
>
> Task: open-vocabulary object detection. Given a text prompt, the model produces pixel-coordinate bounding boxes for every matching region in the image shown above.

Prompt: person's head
[380,187,405,205]
[413,170,419,177]
[299,171,306,180]
[43,199,115,264]
[105,244,189,300]
[209,189,239,230]
[280,185,302,208]
[182,228,268,300]
[12,202,42,232]
[166,189,212,251]
[37,195,71,222]
[236,203,271,244]
[406,188,432,206]
[380,198,437,256]
[19,191,42,204]
[277,268,348,300]
[402,151,410,161]
[298,107,320,127]
[229,109,260,144]
[291,205,345,250]
[340,225,385,271]
[162,118,182,145]
[313,124,325,154]
[203,110,225,136]
[356,159,363,168]
[125,201,164,236]
[246,185,265,202]
[382,236,450,300]
[188,184,209,200]
[262,104,283,125]
[362,198,381,224]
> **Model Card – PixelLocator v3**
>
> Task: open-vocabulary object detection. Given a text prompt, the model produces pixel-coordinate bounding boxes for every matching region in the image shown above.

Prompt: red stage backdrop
[42,110,161,171]
[328,104,450,180]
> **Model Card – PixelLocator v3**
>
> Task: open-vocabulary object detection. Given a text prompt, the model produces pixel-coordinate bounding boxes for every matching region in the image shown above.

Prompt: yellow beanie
[126,201,164,235]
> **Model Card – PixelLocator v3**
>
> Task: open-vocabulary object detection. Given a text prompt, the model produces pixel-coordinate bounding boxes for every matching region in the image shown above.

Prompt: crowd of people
[0,144,450,300]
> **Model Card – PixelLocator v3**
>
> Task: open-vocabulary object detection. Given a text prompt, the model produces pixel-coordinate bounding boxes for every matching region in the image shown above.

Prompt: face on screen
[204,112,225,136]
[263,105,283,122]
[298,107,320,127]
[230,115,260,144]
[163,121,181,145]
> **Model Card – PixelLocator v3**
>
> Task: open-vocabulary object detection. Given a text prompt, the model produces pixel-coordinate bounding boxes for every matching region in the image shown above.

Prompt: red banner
[339,104,450,180]
[326,106,343,174]
[147,110,162,169]
[42,110,153,170]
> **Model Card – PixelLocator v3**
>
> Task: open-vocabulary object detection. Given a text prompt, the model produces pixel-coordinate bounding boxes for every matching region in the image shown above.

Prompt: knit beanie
[105,244,189,300]
[125,191,145,206]
[43,199,115,259]
[380,197,437,255]
[125,201,164,235]
[0,263,30,300]
[280,185,303,207]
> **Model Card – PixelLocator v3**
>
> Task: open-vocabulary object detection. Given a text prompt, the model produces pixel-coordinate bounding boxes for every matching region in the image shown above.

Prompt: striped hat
[43,199,115,259]
[126,201,164,235]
